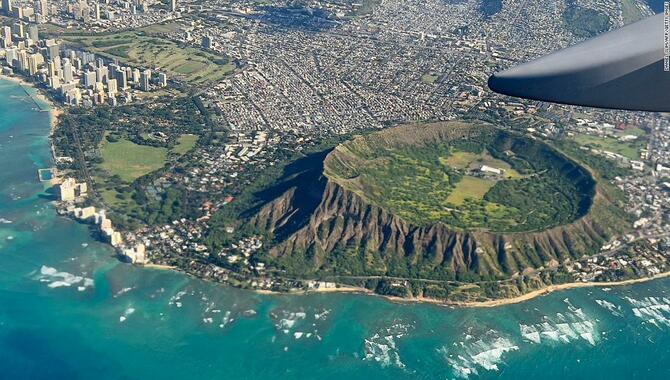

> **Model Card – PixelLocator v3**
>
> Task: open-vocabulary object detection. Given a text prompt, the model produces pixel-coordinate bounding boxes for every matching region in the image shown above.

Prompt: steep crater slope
[247,121,628,281]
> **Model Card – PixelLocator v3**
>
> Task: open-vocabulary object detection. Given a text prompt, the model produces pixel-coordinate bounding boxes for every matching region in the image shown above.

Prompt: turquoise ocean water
[1,78,670,379]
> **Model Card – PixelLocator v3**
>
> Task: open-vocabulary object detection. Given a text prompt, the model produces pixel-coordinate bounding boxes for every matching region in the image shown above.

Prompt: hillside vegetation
[236,122,629,289]
[563,1,610,38]
[325,122,595,233]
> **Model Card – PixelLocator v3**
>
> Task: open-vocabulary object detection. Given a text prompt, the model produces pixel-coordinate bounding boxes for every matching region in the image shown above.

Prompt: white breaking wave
[220,310,234,328]
[519,324,541,344]
[275,311,306,331]
[119,307,135,323]
[363,320,413,369]
[35,265,94,290]
[113,287,134,298]
[519,301,598,346]
[269,308,332,344]
[625,296,670,328]
[168,290,188,307]
[595,299,623,317]
[440,329,518,379]
[314,308,331,320]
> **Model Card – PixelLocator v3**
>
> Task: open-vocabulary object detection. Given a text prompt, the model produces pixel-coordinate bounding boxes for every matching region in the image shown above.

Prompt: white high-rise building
[47,59,57,77]
[63,59,74,83]
[84,71,96,88]
[27,53,43,75]
[36,0,49,16]
[95,66,108,83]
[5,48,18,67]
[116,68,127,90]
[107,78,117,95]
[158,72,167,87]
[140,69,151,91]
[49,74,60,89]
[1,26,11,47]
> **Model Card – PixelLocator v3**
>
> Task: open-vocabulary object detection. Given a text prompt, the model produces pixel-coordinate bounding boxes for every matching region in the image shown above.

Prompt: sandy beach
[142,263,178,271]
[250,271,670,308]
[312,285,370,293]
[140,262,670,307]
[49,104,63,130]
[376,270,670,308]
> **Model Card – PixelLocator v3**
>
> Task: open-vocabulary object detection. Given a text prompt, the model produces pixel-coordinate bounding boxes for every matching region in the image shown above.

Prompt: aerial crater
[324,121,596,233]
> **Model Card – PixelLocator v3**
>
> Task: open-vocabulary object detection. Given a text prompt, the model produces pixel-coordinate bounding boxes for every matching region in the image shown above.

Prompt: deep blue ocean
[647,0,665,13]
[1,78,670,379]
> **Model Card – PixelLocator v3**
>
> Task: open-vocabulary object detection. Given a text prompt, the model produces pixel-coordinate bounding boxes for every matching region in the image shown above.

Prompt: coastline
[0,74,63,132]
[254,285,372,296]
[376,270,670,308]
[247,270,670,308]
[142,263,177,271]
[3,73,666,310]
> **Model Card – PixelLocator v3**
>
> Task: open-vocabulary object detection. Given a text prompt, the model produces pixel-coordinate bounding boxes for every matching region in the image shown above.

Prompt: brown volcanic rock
[247,122,627,279]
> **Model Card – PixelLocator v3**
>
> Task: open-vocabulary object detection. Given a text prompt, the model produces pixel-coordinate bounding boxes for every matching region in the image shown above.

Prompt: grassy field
[441,149,522,179]
[61,32,235,85]
[619,126,646,137]
[94,132,200,220]
[327,138,528,229]
[173,134,198,155]
[563,4,610,38]
[99,138,168,182]
[420,73,439,84]
[326,124,595,232]
[137,22,183,35]
[573,134,644,160]
[98,186,133,209]
[446,176,496,205]
[441,151,478,169]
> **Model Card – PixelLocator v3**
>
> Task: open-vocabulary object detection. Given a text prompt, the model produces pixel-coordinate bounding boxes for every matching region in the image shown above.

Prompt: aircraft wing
[488,14,668,112]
